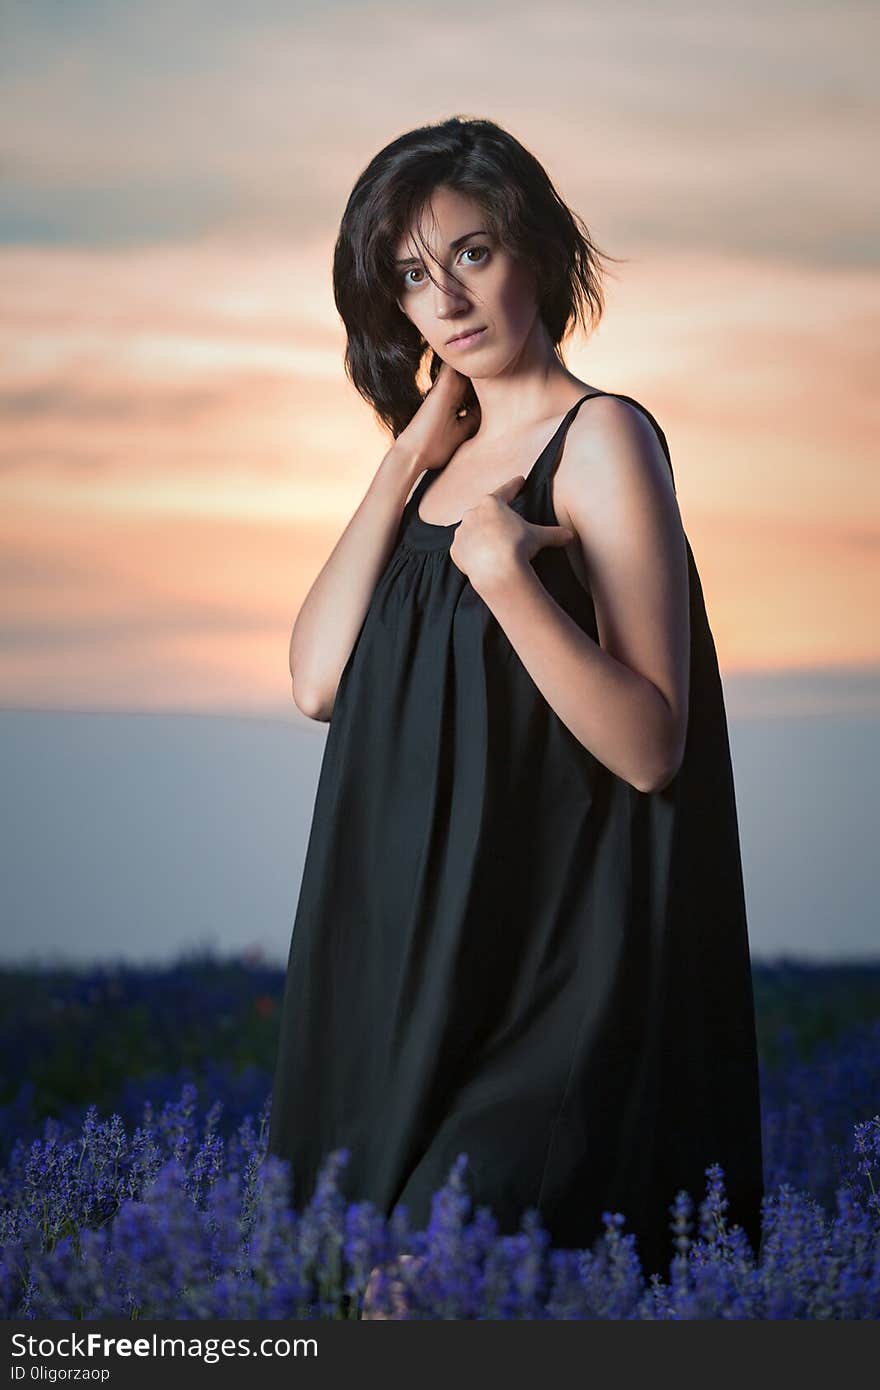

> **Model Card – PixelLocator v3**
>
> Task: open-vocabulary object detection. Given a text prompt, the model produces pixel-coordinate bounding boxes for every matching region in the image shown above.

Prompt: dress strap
[537,390,677,493]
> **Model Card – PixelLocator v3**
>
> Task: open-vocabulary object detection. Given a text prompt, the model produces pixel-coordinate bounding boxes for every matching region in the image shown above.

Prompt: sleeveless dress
[267,390,765,1279]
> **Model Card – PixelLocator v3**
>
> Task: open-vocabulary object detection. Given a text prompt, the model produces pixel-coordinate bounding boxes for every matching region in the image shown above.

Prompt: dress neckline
[406,390,606,553]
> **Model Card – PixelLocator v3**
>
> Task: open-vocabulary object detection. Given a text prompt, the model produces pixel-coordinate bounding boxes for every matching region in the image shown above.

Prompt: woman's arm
[476,565,685,792]
[290,442,421,721]
[292,366,476,721]
[471,397,691,793]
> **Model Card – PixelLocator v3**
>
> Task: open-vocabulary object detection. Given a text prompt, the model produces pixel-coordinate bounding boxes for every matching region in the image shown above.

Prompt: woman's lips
[447,326,487,350]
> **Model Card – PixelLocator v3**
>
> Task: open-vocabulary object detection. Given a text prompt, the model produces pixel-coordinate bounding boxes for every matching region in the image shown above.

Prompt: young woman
[267,116,764,1308]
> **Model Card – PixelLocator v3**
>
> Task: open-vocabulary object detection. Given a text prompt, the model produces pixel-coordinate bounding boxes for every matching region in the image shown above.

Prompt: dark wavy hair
[332,116,625,439]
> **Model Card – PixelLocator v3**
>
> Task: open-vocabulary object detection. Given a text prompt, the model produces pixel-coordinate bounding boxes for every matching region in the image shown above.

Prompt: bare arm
[290,443,420,721]
[291,365,477,721]
[457,396,689,792]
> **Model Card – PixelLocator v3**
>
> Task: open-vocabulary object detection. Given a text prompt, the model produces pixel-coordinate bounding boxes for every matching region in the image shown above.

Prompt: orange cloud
[1,238,877,714]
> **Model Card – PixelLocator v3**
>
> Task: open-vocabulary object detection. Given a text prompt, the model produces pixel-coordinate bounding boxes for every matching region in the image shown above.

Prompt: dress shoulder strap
[539,390,677,494]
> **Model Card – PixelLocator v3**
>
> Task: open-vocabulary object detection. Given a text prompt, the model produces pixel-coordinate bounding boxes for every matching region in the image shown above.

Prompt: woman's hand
[450,475,575,597]
[395,362,479,472]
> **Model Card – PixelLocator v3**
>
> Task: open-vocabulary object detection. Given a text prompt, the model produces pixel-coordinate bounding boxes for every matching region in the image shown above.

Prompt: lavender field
[1,954,878,1319]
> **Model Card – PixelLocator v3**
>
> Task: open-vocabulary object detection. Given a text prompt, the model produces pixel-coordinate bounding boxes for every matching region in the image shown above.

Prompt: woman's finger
[528,521,575,548]
[489,475,527,500]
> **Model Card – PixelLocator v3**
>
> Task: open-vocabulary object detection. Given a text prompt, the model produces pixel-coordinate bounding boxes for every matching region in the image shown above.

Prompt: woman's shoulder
[557,389,675,496]
[573,388,664,439]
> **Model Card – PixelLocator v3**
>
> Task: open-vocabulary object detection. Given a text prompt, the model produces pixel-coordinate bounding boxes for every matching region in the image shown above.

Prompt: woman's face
[393,185,539,374]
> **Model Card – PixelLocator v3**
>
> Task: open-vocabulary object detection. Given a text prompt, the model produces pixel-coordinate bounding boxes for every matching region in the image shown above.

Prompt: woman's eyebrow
[394,229,488,266]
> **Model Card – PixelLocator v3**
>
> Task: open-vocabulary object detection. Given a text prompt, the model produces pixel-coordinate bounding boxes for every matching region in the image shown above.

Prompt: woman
[267,116,765,1305]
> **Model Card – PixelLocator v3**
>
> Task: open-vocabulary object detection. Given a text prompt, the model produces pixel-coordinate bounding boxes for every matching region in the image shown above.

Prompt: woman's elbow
[291,678,334,723]
[637,739,685,794]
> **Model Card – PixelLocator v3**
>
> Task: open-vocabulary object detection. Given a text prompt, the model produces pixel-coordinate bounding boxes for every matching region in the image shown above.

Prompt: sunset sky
[2,0,877,719]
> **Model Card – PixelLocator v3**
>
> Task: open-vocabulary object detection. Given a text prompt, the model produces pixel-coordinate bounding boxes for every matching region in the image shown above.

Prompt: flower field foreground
[0,1081,877,1319]
[0,957,878,1318]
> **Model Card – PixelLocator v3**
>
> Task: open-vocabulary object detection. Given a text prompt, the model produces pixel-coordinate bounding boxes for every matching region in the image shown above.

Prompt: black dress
[268,390,764,1279]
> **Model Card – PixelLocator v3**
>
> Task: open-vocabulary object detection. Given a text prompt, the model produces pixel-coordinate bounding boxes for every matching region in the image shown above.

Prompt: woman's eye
[400,245,489,290]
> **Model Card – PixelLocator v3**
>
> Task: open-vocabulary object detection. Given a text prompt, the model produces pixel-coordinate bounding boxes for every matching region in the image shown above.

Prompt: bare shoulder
[554,393,676,527]
[558,393,672,488]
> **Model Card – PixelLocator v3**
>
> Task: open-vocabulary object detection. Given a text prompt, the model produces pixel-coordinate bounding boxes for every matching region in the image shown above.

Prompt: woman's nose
[432,276,469,312]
